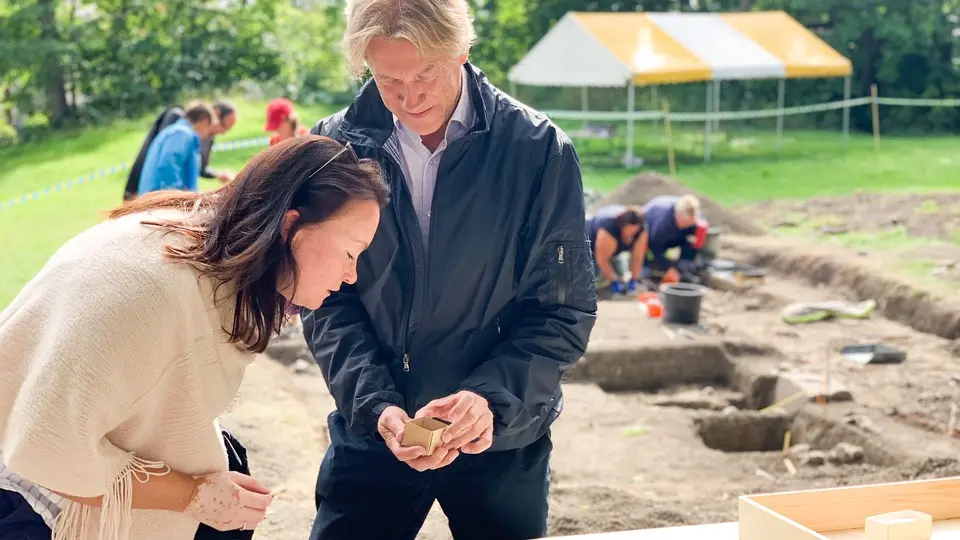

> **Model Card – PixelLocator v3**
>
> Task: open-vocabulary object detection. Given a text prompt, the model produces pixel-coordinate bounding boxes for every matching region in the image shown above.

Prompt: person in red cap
[265,98,308,146]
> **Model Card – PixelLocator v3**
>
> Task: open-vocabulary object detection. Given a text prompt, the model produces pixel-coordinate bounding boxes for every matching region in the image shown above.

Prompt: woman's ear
[281,210,300,242]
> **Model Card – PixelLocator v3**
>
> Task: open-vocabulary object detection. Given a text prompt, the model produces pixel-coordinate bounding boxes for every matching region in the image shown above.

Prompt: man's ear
[459,52,469,65]
[281,210,300,242]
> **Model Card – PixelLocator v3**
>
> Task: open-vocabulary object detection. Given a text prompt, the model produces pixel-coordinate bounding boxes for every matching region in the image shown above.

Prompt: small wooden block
[864,510,932,540]
[401,418,449,456]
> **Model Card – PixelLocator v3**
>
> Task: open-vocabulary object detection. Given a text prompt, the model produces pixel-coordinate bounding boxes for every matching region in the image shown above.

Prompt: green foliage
[1,0,284,131]
[271,1,352,104]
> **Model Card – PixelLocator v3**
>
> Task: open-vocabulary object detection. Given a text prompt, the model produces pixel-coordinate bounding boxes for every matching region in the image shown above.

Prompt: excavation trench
[573,337,902,467]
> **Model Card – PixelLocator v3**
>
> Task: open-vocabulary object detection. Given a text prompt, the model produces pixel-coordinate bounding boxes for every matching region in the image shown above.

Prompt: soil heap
[590,172,765,236]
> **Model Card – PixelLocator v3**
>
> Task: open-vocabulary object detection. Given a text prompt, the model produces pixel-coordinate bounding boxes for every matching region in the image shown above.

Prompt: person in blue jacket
[637,194,708,283]
[137,102,219,196]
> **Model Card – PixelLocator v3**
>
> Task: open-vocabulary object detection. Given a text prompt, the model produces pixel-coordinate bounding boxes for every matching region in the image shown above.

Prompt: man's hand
[416,391,494,455]
[377,405,460,472]
[216,171,234,184]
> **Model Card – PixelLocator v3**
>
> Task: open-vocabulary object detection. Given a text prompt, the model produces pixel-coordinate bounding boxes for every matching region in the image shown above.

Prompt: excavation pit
[694,409,791,452]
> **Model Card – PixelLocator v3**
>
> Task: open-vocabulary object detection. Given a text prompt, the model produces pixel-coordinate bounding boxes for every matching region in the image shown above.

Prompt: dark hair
[214,100,236,119]
[614,207,644,230]
[184,101,216,124]
[110,136,389,353]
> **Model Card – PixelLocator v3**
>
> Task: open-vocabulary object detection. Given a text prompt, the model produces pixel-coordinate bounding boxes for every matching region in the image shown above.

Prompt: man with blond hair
[300,0,597,538]
[636,194,710,284]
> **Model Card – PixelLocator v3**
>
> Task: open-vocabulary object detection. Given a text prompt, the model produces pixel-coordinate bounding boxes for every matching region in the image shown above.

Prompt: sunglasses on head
[306,141,357,180]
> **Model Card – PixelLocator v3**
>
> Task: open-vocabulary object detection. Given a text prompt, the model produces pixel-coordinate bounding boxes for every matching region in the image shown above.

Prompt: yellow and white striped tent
[509,11,852,87]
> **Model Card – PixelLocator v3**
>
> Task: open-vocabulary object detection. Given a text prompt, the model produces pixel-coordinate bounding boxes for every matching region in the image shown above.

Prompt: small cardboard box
[401,418,449,456]
[864,510,932,540]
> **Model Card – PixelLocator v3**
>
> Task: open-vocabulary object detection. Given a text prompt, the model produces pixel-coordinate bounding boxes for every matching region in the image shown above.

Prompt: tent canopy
[508,11,852,87]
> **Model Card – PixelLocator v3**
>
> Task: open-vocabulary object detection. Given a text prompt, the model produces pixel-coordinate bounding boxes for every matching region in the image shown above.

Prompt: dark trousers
[0,490,50,540]
[310,412,552,540]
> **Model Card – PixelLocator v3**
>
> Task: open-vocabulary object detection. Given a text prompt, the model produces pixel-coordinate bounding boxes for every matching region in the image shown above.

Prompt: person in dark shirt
[586,205,646,294]
[637,194,708,283]
[123,101,238,200]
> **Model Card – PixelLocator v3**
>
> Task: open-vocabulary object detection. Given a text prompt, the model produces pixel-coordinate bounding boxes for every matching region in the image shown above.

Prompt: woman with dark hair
[586,204,647,294]
[0,136,389,540]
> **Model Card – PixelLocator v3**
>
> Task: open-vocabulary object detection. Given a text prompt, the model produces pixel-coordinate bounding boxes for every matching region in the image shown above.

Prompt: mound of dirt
[591,172,766,236]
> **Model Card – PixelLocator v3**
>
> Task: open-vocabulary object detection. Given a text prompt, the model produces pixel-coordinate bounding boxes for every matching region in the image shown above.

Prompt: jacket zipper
[557,244,567,306]
[401,135,476,371]
[347,131,477,375]
[369,143,421,374]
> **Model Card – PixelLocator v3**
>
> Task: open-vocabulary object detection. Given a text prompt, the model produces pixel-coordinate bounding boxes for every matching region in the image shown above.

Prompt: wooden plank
[742,476,960,532]
[544,522,738,539]
[739,497,826,540]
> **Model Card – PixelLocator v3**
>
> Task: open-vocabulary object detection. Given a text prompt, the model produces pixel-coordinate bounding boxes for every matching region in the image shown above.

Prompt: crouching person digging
[301,0,597,538]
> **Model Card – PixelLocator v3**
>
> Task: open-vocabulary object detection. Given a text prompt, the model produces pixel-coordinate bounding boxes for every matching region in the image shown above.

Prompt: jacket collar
[338,61,495,148]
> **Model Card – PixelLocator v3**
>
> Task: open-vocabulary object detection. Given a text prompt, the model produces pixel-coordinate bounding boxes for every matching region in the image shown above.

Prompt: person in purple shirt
[137,102,219,196]
[637,194,709,284]
[586,204,646,294]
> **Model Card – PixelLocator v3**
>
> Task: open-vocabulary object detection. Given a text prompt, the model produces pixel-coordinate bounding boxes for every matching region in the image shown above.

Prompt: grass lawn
[674,133,960,207]
[0,98,337,308]
[567,122,960,206]
[3,103,959,309]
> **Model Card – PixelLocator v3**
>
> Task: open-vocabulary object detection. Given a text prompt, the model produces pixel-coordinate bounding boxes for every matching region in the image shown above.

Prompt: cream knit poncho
[0,211,257,540]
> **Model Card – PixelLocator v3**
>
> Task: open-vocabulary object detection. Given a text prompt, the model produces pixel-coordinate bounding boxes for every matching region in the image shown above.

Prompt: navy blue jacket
[302,63,597,452]
[643,195,698,264]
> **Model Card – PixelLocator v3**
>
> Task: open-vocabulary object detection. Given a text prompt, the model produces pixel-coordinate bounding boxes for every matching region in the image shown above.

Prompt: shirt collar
[393,65,474,139]
[175,117,199,136]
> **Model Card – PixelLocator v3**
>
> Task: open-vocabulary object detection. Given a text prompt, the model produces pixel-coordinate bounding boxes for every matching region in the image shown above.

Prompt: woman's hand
[184,471,275,532]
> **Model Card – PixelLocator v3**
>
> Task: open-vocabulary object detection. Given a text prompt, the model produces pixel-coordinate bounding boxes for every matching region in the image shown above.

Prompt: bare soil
[737,192,960,288]
[721,235,960,340]
[590,172,765,236]
[739,192,960,244]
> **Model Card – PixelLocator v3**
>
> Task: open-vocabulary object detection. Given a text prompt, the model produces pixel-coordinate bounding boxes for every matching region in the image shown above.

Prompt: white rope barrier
[543,96,956,124]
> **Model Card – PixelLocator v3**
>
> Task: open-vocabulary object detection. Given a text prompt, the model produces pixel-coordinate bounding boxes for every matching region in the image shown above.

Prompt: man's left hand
[415,391,494,454]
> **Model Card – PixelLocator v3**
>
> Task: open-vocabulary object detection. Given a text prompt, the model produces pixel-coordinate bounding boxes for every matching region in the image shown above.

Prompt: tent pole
[626,79,635,167]
[842,75,851,142]
[581,86,588,130]
[652,85,659,139]
[510,80,516,98]
[704,82,712,162]
[776,78,785,153]
[714,81,721,132]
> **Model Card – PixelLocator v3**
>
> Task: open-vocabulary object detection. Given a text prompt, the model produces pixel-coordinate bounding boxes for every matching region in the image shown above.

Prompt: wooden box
[739,476,960,539]
[401,417,449,456]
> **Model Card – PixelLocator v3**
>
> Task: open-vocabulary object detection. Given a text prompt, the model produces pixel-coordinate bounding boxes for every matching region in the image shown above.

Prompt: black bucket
[659,282,706,325]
